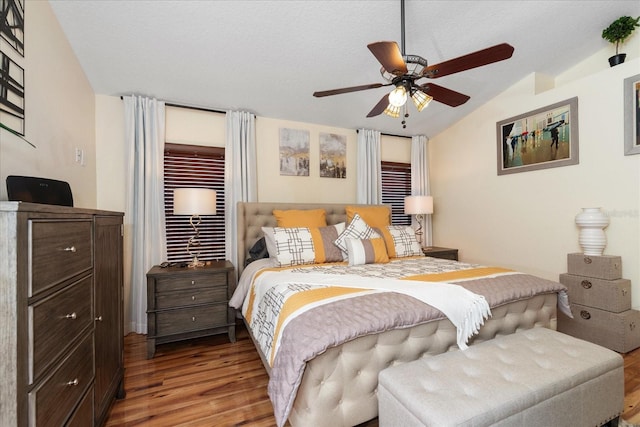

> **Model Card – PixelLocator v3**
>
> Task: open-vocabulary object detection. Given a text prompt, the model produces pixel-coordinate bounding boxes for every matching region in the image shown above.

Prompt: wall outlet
[75,147,85,166]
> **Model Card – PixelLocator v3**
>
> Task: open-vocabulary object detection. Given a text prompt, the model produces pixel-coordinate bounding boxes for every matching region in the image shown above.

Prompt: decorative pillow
[244,236,269,267]
[261,223,344,267]
[334,213,381,254]
[273,209,327,227]
[345,238,389,266]
[375,225,422,258]
[346,205,391,228]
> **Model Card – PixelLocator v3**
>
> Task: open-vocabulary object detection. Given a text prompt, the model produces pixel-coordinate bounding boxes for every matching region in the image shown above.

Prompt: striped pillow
[345,238,389,266]
[262,223,345,267]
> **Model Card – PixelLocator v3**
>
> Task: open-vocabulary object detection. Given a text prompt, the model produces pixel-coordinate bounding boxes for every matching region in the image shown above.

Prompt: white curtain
[411,135,432,246]
[123,95,167,335]
[225,110,257,270]
[356,129,381,204]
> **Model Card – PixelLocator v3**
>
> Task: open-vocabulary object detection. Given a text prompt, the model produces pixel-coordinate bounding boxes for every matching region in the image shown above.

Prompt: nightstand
[422,246,459,261]
[146,260,236,359]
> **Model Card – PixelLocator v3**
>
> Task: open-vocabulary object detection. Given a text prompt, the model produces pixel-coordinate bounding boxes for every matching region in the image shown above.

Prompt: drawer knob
[95,315,103,322]
[191,316,196,322]
[64,246,77,253]
[191,280,196,285]
[580,310,591,320]
[66,379,79,387]
[581,280,592,289]
[65,312,77,320]
[191,295,196,301]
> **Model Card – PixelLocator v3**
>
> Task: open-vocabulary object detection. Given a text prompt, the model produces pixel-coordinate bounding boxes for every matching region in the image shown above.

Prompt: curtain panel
[356,129,382,204]
[123,95,167,334]
[225,110,257,271]
[411,134,432,246]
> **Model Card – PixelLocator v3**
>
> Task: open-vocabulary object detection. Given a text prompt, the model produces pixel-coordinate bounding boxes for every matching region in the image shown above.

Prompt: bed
[231,202,570,427]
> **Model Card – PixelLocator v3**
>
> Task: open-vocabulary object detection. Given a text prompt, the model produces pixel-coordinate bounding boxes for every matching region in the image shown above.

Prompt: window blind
[381,161,411,225]
[164,143,226,262]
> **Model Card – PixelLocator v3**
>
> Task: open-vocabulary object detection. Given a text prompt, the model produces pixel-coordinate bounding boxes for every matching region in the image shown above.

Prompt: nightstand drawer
[155,272,228,292]
[30,220,93,297]
[29,332,94,427]
[29,275,93,384]
[156,287,227,309]
[156,304,228,337]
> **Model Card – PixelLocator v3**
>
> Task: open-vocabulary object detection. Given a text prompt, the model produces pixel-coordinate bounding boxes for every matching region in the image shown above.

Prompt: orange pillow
[273,209,327,227]
[346,205,390,228]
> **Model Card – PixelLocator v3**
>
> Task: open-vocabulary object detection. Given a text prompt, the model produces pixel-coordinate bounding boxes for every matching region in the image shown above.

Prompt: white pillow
[262,223,345,267]
[385,225,422,257]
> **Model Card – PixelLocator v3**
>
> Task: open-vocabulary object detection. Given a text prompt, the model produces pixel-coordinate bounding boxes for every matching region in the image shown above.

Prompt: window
[164,143,225,263]
[381,161,411,225]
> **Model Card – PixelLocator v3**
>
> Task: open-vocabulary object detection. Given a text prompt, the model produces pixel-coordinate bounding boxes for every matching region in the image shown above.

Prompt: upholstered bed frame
[235,202,559,427]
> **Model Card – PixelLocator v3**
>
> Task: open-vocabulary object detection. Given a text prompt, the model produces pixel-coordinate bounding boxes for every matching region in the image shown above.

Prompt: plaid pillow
[377,225,422,258]
[334,213,381,255]
[262,223,344,267]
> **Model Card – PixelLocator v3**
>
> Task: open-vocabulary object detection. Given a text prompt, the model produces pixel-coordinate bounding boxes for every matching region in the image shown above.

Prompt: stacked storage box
[558,253,640,353]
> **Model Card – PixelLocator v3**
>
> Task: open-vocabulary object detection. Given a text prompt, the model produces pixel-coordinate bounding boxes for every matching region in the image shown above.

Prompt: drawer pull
[65,312,77,320]
[580,310,591,320]
[66,379,79,387]
[191,316,196,322]
[191,280,196,285]
[95,315,103,322]
[191,295,196,301]
[63,246,77,253]
[581,280,592,289]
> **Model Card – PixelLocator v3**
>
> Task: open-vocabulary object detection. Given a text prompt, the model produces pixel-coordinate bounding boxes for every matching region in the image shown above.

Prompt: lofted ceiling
[49,0,639,138]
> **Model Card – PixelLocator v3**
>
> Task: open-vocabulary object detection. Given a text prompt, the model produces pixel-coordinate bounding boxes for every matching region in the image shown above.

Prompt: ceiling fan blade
[313,83,387,97]
[367,41,408,76]
[419,83,470,107]
[423,43,514,79]
[366,95,390,118]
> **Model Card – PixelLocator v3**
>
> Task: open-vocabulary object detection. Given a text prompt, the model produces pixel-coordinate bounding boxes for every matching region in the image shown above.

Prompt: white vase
[575,208,609,256]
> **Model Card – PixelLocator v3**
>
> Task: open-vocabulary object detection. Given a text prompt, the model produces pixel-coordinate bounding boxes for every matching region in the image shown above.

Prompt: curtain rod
[119,96,225,114]
[356,129,411,139]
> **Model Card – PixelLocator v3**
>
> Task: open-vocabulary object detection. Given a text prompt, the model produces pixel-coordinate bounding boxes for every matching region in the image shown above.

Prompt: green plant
[602,16,640,55]
[0,122,36,148]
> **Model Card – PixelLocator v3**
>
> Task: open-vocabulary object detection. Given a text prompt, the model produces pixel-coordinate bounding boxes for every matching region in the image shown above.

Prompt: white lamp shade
[173,188,217,216]
[404,195,433,215]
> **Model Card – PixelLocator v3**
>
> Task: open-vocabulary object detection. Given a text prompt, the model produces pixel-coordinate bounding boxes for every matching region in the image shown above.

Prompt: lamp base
[187,255,205,268]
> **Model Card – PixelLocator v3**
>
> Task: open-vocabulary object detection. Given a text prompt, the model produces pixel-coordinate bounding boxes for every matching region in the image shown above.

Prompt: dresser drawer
[155,272,228,293]
[65,386,94,427]
[156,304,228,337]
[29,332,94,427]
[156,287,227,310]
[30,275,93,384]
[30,220,93,296]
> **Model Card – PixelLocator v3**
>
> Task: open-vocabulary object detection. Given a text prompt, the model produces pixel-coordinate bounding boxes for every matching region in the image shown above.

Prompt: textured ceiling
[49,0,639,137]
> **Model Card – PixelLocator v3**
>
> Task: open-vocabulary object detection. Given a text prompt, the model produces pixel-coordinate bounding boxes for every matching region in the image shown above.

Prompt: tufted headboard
[236,202,390,275]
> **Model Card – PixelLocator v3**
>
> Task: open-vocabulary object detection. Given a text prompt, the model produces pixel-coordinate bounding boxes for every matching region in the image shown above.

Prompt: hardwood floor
[106,323,640,426]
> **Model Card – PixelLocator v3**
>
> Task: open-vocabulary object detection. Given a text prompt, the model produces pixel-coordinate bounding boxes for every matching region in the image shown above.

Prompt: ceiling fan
[313,0,514,126]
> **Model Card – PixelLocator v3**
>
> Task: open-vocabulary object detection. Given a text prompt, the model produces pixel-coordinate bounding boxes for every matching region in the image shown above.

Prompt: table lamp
[173,188,217,267]
[404,195,433,247]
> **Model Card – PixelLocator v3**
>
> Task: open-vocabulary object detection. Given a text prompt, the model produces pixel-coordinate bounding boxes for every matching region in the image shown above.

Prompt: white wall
[429,56,640,306]
[0,1,96,208]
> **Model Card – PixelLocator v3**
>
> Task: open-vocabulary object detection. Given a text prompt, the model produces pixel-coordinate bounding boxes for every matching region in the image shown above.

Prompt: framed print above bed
[624,73,640,156]
[496,97,579,175]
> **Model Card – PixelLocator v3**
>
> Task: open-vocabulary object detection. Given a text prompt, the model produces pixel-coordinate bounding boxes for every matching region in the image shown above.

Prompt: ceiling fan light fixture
[383,103,401,118]
[411,90,433,112]
[388,85,407,107]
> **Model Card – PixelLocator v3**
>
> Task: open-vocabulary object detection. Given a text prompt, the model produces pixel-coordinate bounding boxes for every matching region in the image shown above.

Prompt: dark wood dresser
[146,261,236,358]
[0,202,124,426]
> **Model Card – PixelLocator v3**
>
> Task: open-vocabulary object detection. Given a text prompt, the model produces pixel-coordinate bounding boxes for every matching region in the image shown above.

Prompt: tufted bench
[378,328,623,427]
